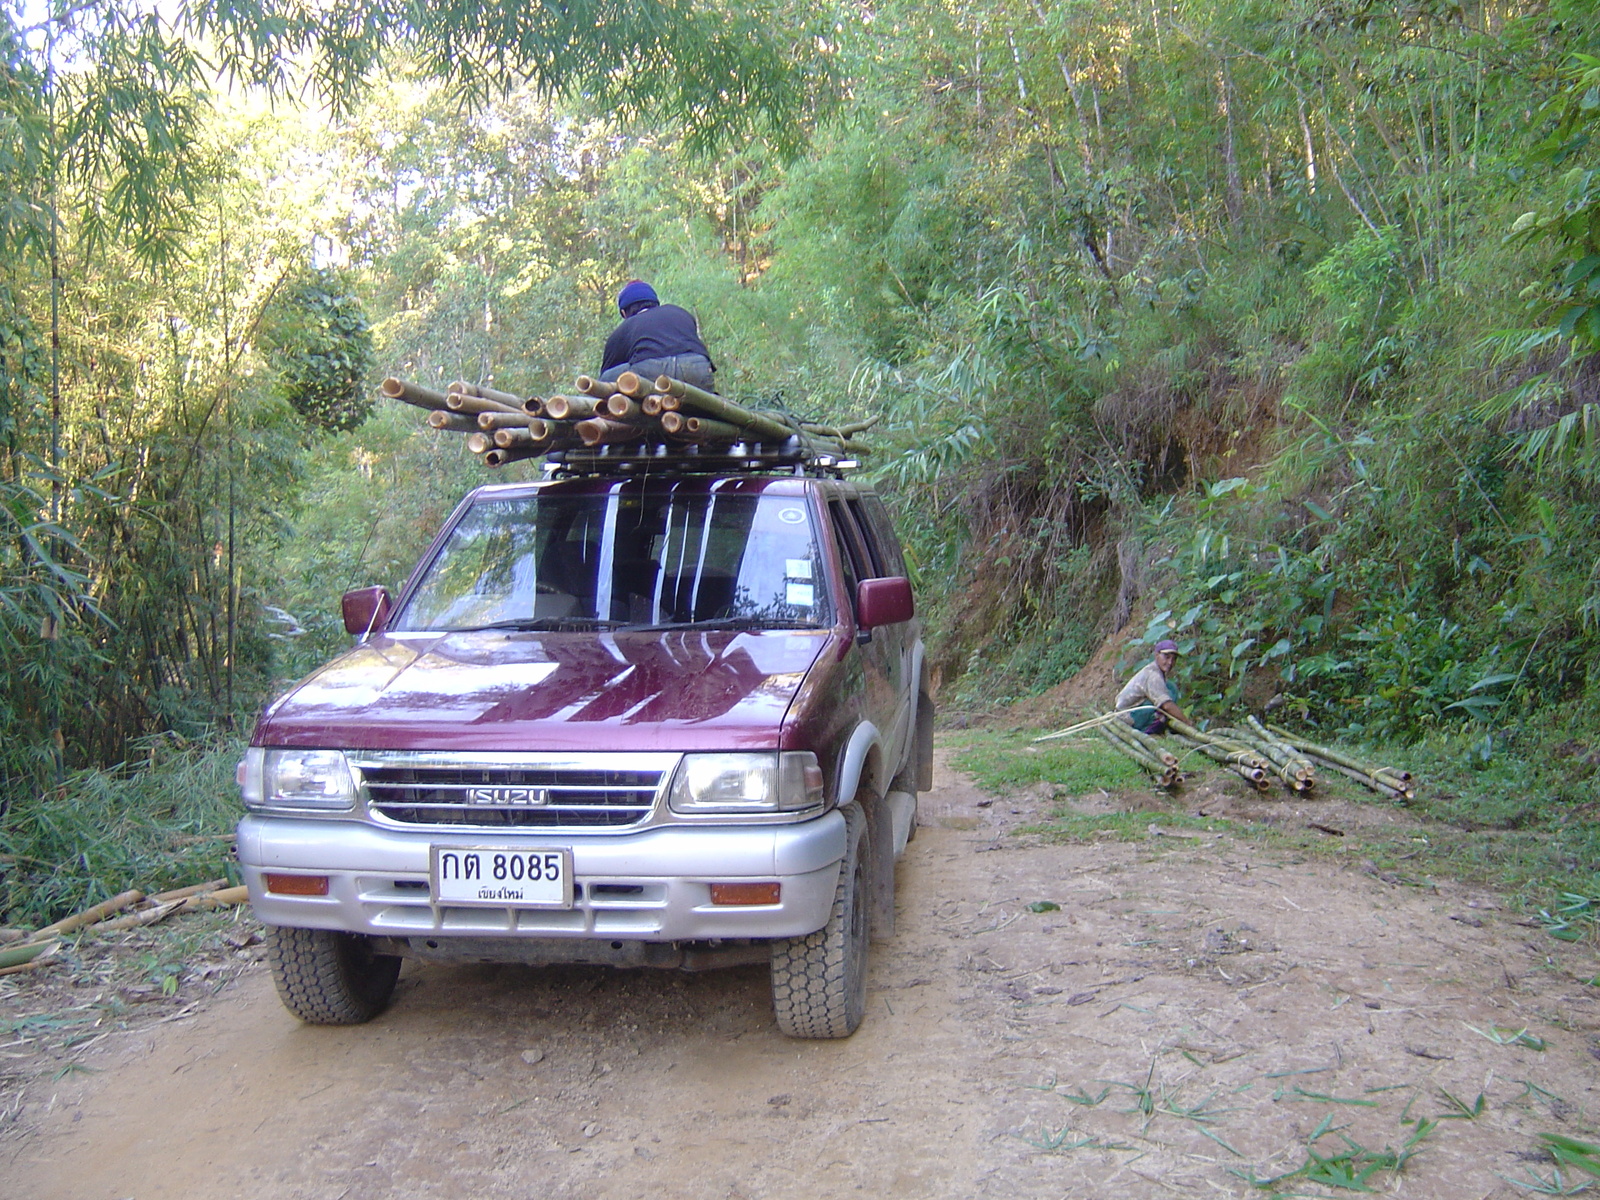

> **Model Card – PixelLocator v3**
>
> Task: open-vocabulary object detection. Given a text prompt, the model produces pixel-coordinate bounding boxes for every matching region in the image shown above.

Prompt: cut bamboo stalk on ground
[381,377,451,412]
[148,879,228,904]
[0,938,58,970]
[1265,724,1414,799]
[1170,734,1268,783]
[28,890,144,941]
[1103,717,1179,767]
[1098,725,1179,787]
[185,885,249,909]
[89,900,185,934]
[426,411,480,433]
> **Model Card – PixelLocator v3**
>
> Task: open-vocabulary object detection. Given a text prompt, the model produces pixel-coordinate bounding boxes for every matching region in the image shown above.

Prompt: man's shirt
[1115,661,1174,714]
[601,305,714,373]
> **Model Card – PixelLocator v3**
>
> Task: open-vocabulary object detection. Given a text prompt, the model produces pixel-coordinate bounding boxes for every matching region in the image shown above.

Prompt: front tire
[770,805,869,1038]
[267,926,401,1025]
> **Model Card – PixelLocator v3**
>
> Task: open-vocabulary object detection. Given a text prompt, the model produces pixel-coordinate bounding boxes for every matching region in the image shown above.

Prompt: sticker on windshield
[777,507,806,525]
[786,582,815,607]
[785,559,812,579]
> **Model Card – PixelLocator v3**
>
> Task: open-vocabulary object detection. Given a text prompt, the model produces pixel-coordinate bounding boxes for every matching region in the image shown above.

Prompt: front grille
[353,753,672,829]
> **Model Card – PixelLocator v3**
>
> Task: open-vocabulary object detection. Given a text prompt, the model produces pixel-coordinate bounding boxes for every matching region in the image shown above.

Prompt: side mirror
[342,586,392,637]
[857,576,914,629]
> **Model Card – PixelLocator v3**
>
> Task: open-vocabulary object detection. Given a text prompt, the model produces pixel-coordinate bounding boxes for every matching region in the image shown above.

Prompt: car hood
[254,629,832,752]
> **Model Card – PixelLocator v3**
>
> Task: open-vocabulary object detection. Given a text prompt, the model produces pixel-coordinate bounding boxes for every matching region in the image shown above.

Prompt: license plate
[430,847,573,908]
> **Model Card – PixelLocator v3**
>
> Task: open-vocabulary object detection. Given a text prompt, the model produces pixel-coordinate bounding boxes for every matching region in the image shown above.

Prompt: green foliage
[0,738,241,926]
[263,266,375,433]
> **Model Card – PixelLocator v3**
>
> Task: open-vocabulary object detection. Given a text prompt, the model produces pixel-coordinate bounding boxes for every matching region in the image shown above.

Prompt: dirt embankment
[4,749,1599,1199]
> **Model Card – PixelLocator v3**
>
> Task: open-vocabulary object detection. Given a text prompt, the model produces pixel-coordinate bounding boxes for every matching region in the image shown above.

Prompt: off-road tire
[267,926,402,1025]
[770,805,869,1038]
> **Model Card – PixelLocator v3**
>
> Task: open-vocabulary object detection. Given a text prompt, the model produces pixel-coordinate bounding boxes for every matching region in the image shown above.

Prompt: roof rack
[543,437,860,479]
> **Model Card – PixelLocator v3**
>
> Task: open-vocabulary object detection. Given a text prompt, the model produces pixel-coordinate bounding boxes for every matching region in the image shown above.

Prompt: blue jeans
[600,354,715,392]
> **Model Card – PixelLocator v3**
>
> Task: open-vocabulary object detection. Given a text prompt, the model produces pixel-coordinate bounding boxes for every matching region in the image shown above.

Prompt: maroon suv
[237,455,932,1038]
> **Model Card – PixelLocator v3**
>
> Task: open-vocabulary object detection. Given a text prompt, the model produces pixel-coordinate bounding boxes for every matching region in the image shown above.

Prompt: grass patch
[1024,811,1230,843]
[950,728,1144,794]
[0,738,243,928]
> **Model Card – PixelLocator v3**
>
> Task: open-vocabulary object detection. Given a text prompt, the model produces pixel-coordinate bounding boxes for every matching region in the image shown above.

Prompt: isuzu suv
[236,447,932,1038]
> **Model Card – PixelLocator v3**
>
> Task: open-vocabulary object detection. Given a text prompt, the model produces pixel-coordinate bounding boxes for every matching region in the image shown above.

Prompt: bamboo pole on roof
[476,410,533,431]
[614,371,652,399]
[426,411,480,432]
[446,391,524,416]
[485,446,545,467]
[381,377,451,411]
[801,415,883,438]
[543,395,600,420]
[576,417,646,446]
[661,411,745,442]
[576,375,619,399]
[466,432,494,455]
[654,375,796,441]
[494,426,540,448]
[449,381,526,408]
[604,395,644,419]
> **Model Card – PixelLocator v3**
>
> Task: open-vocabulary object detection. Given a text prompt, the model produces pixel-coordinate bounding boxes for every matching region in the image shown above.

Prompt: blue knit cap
[617,280,658,314]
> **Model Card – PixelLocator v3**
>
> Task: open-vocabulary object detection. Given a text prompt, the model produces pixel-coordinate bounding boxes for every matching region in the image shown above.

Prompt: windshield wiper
[448,617,628,632]
[626,617,822,632]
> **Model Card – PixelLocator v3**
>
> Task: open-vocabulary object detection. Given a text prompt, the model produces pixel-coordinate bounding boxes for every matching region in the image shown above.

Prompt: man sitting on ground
[600,280,717,392]
[1115,639,1191,733]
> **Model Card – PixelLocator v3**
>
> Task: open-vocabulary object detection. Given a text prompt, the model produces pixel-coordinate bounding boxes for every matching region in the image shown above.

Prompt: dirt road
[6,753,1600,1198]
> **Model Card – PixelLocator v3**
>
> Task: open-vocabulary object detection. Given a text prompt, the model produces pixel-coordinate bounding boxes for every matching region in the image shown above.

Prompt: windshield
[392,482,831,633]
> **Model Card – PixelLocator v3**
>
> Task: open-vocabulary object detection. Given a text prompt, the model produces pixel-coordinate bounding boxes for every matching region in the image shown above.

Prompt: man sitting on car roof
[600,280,717,392]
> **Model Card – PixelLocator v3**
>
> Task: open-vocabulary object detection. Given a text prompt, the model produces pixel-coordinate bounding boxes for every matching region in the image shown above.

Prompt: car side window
[827,501,865,602]
[856,495,907,578]
[846,497,893,578]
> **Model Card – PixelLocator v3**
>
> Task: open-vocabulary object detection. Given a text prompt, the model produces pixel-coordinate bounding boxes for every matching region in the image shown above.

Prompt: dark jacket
[601,304,715,374]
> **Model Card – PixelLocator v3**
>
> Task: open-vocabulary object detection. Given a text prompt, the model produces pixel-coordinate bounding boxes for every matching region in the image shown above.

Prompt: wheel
[770,804,869,1038]
[267,926,401,1025]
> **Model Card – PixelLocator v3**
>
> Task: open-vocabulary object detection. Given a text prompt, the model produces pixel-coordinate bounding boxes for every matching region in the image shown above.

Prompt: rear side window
[847,495,907,578]
[827,501,866,599]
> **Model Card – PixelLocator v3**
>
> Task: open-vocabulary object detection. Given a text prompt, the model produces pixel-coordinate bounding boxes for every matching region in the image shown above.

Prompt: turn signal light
[264,873,330,896]
[709,882,781,906]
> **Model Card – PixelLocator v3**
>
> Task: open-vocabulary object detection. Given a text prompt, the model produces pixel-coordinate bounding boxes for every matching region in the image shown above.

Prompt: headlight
[668,752,825,815]
[238,747,356,812]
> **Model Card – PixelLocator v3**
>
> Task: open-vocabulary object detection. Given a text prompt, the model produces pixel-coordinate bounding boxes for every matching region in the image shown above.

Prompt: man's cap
[617,280,658,313]
[1154,639,1180,654]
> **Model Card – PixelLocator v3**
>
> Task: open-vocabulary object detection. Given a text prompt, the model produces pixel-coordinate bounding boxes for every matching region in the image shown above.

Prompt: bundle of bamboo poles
[1264,723,1415,800]
[380,371,879,468]
[1098,717,1181,789]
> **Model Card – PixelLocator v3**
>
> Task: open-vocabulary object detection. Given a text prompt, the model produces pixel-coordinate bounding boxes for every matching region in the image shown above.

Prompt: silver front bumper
[236,810,846,944]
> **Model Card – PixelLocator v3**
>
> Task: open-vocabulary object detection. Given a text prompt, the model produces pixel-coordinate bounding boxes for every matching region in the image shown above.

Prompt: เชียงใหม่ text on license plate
[431,846,573,908]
